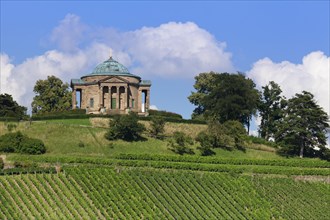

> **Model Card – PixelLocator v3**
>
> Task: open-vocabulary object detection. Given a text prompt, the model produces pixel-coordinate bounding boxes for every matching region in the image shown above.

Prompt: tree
[259,81,287,140]
[0,93,27,119]
[188,72,218,118]
[189,72,260,133]
[275,91,329,158]
[167,131,194,155]
[104,113,145,141]
[31,76,71,114]
[149,116,166,138]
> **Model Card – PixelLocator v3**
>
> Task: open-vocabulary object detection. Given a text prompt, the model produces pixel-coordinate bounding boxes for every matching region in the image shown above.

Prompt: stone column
[138,89,142,112]
[116,86,120,110]
[124,85,128,110]
[99,86,103,108]
[72,89,76,109]
[146,90,150,110]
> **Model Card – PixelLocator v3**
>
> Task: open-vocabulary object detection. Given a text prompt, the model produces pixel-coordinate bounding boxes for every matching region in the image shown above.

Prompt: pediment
[98,76,129,84]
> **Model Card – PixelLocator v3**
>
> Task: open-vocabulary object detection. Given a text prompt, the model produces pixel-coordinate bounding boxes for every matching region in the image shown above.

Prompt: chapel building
[71,57,151,115]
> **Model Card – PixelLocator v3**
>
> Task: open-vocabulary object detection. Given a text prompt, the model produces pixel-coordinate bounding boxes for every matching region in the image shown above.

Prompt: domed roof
[85,57,140,79]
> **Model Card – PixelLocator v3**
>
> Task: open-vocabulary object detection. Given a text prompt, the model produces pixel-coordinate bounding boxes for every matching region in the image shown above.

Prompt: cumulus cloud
[247,51,330,115]
[122,22,234,77]
[0,43,112,109]
[1,14,234,111]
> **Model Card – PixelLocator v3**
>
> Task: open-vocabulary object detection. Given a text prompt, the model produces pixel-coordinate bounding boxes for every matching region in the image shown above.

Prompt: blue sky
[1,1,329,134]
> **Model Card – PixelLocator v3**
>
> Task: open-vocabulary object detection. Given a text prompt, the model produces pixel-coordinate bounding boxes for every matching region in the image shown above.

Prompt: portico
[71,57,151,115]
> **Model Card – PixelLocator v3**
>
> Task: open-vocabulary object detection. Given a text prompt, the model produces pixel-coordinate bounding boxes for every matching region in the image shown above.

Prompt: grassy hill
[1,119,330,219]
[0,119,279,159]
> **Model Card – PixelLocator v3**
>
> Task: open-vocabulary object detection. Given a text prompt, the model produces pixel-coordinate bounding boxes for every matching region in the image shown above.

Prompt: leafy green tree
[0,93,27,119]
[189,72,260,133]
[275,91,329,158]
[259,81,287,140]
[149,116,166,138]
[105,113,145,141]
[31,75,71,114]
[188,72,218,119]
[167,131,194,155]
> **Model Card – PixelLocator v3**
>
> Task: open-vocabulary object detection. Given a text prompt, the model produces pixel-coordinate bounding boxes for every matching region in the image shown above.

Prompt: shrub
[6,123,17,132]
[168,131,194,155]
[19,138,46,154]
[78,141,85,148]
[0,131,46,155]
[195,120,247,155]
[149,116,166,138]
[195,131,215,156]
[104,113,146,141]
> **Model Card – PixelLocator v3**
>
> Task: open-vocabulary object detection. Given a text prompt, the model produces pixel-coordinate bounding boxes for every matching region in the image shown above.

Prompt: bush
[149,116,166,138]
[104,113,146,141]
[168,131,194,155]
[195,131,215,156]
[0,131,46,155]
[195,120,247,155]
[6,123,17,132]
[245,135,278,148]
[19,138,46,154]
[78,141,85,148]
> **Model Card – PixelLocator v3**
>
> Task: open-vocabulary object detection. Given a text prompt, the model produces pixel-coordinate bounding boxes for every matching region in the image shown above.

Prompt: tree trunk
[299,144,304,158]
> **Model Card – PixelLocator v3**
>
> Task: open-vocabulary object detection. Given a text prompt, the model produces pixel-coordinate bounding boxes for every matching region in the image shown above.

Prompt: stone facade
[71,57,151,115]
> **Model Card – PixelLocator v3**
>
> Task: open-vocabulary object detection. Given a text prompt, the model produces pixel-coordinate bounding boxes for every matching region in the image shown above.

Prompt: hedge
[31,113,207,124]
[148,109,182,119]
[0,117,21,122]
[115,154,330,168]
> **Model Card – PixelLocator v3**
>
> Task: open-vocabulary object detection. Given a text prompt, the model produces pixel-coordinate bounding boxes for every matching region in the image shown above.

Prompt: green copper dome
[85,57,140,79]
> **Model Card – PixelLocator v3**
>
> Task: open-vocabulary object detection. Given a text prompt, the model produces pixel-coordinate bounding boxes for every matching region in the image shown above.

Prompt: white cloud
[1,14,234,112]
[123,22,234,77]
[0,43,112,110]
[149,105,159,110]
[247,51,330,115]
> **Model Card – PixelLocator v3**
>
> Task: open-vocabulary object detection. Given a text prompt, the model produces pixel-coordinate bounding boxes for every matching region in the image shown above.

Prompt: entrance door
[111,98,116,109]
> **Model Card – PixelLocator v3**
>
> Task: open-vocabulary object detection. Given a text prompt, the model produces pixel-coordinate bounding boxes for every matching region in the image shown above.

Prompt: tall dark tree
[31,76,71,114]
[189,72,260,133]
[275,91,329,158]
[259,81,286,140]
[0,93,27,119]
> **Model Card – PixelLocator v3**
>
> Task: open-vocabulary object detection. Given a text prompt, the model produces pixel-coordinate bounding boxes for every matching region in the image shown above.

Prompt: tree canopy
[0,93,27,119]
[258,81,287,140]
[31,76,71,114]
[275,91,329,158]
[188,72,260,133]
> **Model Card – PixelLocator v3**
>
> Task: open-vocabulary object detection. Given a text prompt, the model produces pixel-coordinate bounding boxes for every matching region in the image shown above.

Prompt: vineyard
[1,155,330,219]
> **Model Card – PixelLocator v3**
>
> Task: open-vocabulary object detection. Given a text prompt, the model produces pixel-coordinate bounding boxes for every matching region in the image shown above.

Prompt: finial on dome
[109,50,113,59]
